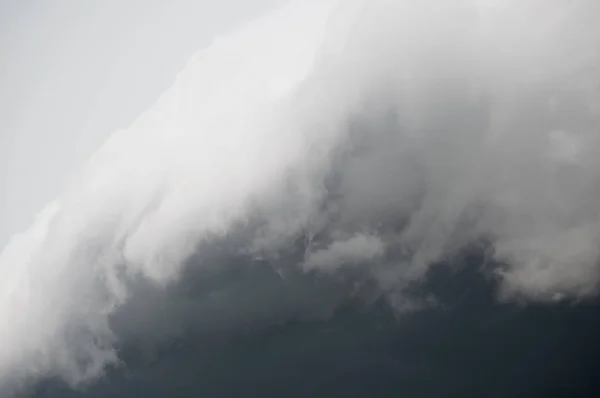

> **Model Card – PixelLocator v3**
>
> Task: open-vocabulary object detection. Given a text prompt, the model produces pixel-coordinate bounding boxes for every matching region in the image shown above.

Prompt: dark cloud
[29,245,600,397]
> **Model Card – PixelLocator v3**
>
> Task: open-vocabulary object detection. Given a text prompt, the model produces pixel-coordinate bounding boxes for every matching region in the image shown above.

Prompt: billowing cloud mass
[1,0,600,394]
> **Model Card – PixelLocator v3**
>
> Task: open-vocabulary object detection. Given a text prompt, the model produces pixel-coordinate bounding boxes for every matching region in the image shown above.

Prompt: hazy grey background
[0,0,281,249]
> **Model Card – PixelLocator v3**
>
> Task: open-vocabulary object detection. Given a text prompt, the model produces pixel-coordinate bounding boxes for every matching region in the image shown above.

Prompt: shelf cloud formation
[1,0,600,395]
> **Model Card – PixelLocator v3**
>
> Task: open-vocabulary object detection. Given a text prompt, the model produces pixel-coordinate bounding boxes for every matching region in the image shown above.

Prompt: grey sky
[0,0,281,249]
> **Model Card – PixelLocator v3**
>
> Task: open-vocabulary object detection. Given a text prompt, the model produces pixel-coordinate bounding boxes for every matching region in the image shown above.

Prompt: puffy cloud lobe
[1,0,600,393]
[304,234,385,273]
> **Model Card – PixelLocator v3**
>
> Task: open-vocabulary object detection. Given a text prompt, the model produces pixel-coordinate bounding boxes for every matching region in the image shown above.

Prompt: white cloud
[304,234,385,272]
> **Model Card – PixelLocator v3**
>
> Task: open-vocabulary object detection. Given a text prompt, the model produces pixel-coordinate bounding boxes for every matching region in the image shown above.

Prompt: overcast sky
[0,0,281,249]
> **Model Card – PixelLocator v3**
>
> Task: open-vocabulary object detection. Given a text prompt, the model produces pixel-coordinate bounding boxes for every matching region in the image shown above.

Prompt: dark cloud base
[27,245,600,398]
